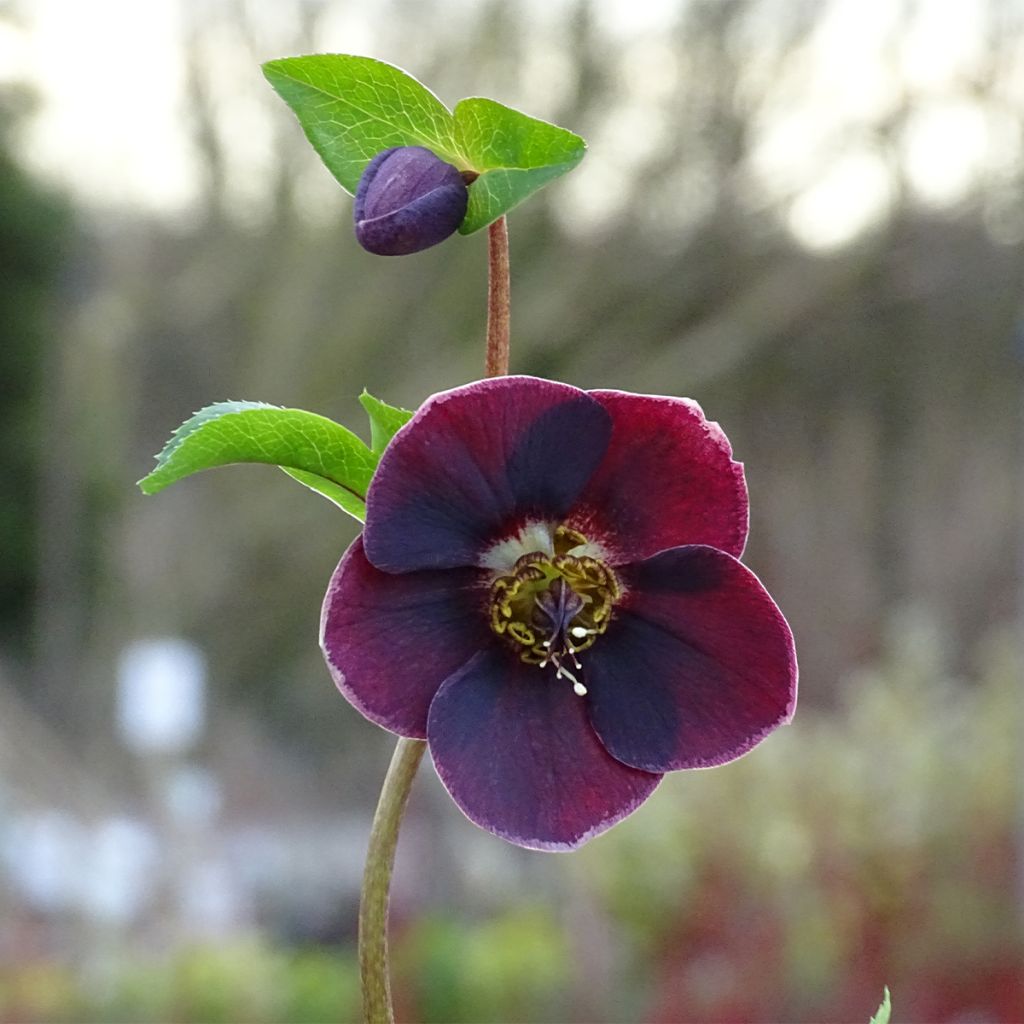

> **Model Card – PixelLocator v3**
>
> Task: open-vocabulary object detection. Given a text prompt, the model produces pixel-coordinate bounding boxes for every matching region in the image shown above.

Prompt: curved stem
[359,736,427,1024]
[485,216,511,377]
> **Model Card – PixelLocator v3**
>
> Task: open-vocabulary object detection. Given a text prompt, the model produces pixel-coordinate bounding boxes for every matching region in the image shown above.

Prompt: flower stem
[485,216,511,377]
[359,736,427,1024]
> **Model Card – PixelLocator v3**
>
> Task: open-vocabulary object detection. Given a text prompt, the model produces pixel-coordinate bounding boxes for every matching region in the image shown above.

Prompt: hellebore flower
[321,377,797,850]
[354,145,469,255]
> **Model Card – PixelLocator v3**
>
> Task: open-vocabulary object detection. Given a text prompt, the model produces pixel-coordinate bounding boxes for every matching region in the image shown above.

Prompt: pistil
[488,530,620,694]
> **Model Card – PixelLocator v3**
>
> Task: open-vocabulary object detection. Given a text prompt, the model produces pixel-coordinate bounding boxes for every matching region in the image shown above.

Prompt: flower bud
[354,146,469,256]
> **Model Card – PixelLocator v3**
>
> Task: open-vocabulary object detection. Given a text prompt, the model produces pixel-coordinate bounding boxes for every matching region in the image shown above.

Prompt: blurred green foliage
[1,616,1017,1023]
[0,942,360,1024]
[394,907,569,1022]
[0,86,70,652]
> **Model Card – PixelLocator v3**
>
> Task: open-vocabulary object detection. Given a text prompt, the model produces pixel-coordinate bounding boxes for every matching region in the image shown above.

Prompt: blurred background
[1,0,1022,1020]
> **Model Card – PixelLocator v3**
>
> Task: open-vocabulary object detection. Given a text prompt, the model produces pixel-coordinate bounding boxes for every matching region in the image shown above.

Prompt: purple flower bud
[354,146,469,256]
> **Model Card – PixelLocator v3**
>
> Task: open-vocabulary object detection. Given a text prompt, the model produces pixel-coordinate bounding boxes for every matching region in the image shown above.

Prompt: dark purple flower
[354,146,468,256]
[321,376,797,850]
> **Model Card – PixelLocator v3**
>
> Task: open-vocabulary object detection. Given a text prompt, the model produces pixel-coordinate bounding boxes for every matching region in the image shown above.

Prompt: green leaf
[261,54,461,195]
[138,402,376,518]
[454,98,586,234]
[281,468,366,521]
[359,391,414,455]
[869,987,891,1024]
[263,54,586,235]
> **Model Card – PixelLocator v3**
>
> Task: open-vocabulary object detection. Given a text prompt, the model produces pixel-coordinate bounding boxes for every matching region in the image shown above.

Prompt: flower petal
[320,537,491,738]
[364,376,612,573]
[568,391,748,563]
[586,545,797,772]
[427,648,661,850]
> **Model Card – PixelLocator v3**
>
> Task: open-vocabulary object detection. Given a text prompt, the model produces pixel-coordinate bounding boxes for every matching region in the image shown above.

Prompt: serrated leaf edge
[869,986,892,1024]
[261,55,465,171]
[138,402,376,503]
[151,401,278,471]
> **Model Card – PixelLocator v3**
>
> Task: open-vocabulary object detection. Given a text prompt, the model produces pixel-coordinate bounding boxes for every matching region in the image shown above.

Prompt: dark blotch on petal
[427,648,661,850]
[354,146,468,256]
[569,391,749,563]
[364,376,612,573]
[505,395,611,518]
[586,545,797,772]
[320,536,491,738]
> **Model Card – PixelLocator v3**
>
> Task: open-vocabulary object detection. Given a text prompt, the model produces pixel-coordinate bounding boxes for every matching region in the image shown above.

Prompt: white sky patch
[749,0,996,246]
[750,0,896,182]
[597,102,668,169]
[0,20,27,79]
[555,152,632,236]
[591,0,679,39]
[13,0,199,212]
[902,2,986,92]
[1001,33,1024,103]
[805,0,901,124]
[517,45,575,123]
[902,101,993,207]
[182,14,281,224]
[618,37,679,103]
[787,150,893,251]
[313,4,378,61]
[750,107,836,201]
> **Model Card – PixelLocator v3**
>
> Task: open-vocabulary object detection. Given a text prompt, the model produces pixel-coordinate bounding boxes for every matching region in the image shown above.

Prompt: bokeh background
[1,0,1022,1020]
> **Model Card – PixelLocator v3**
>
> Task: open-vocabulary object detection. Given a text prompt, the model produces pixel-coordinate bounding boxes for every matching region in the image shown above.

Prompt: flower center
[488,526,619,696]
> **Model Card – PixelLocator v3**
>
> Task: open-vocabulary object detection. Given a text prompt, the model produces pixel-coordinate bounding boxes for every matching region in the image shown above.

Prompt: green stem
[485,216,511,377]
[359,736,427,1024]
